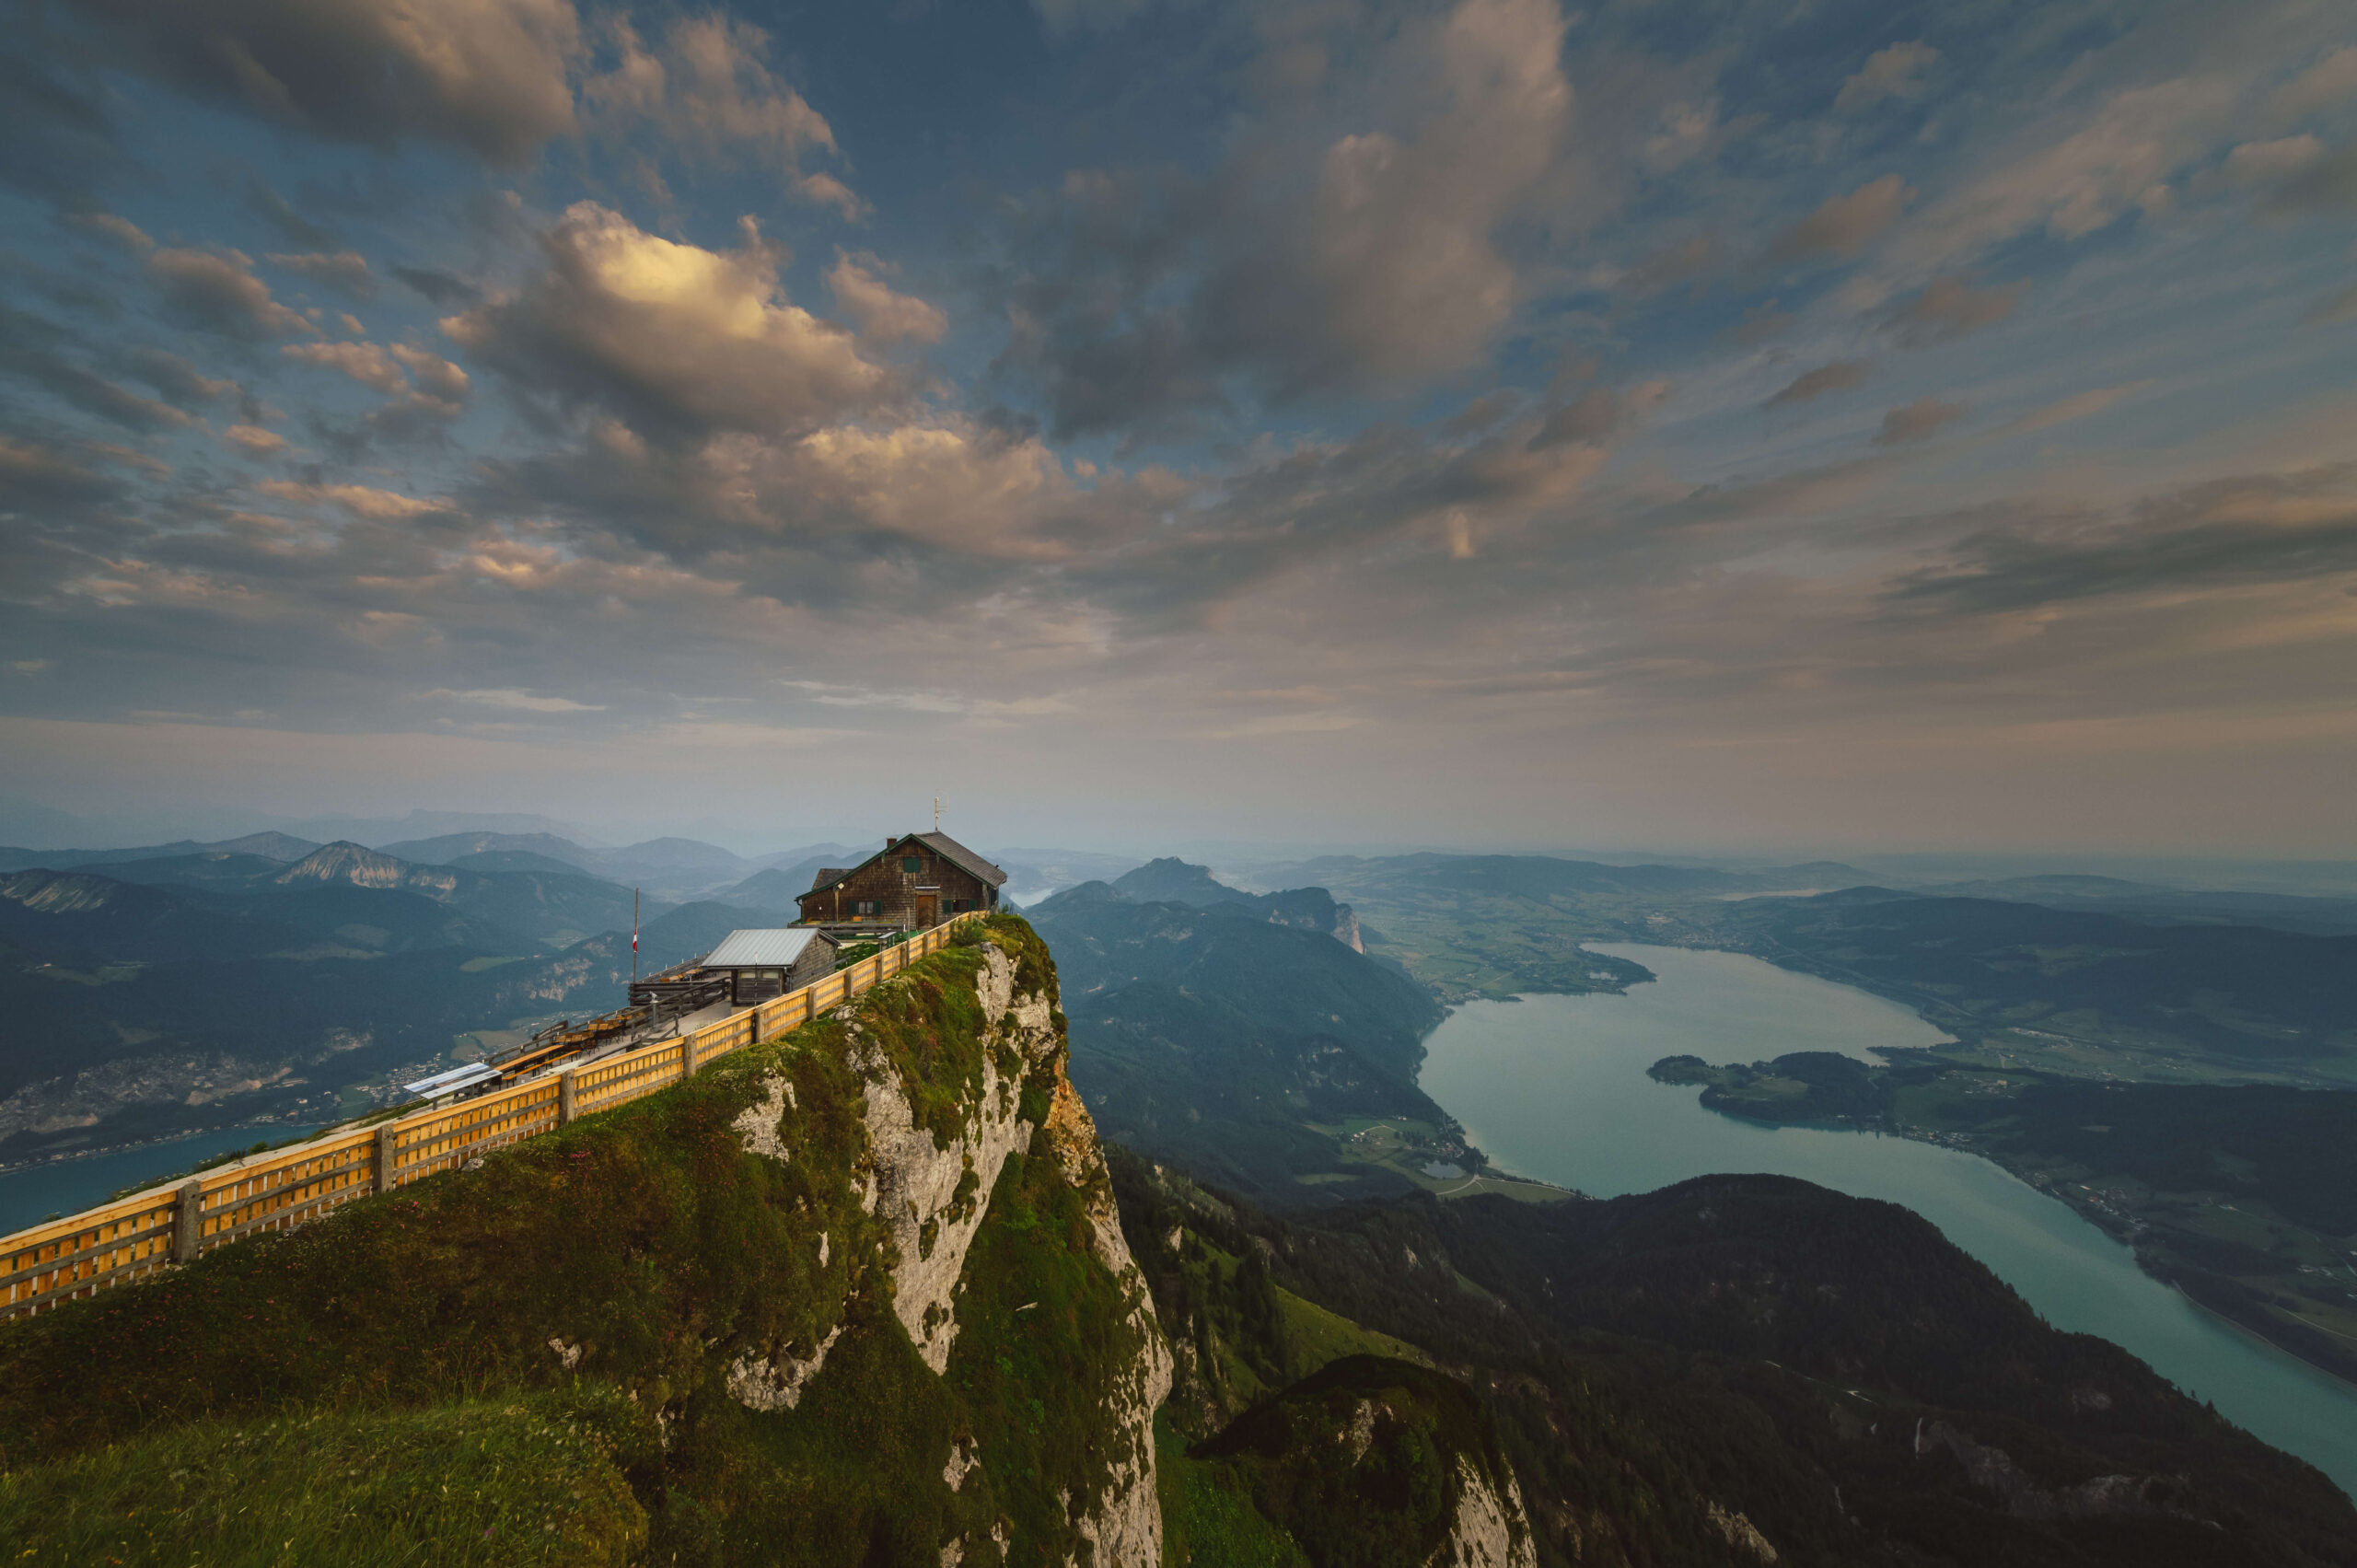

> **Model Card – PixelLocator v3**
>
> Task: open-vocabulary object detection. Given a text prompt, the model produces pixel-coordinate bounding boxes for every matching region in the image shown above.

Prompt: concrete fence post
[559,1068,580,1126]
[172,1179,203,1263]
[374,1125,397,1194]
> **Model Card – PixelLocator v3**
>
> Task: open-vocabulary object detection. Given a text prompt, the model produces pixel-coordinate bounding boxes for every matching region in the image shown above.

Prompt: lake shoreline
[1671,1086,2357,1396]
[1650,1034,2357,1394]
[1414,953,2357,1498]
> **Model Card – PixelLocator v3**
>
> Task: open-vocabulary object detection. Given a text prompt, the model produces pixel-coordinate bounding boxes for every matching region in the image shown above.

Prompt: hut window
[901,856,923,873]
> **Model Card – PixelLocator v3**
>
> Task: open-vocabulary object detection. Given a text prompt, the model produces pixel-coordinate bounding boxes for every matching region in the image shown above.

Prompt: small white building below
[699,927,837,1005]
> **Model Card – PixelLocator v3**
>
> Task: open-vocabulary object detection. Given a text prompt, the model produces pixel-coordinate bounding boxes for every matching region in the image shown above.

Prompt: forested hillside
[1026,881,1471,1205]
[1113,1153,2357,1566]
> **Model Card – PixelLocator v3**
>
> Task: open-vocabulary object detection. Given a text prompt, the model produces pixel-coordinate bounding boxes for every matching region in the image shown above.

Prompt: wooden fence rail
[0,912,983,1322]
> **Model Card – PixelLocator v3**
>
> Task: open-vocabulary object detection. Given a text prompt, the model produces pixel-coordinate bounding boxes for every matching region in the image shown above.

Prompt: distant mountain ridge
[375,831,866,902]
[0,832,322,873]
[373,830,602,873]
[1109,857,1254,905]
[1911,876,2357,937]
[1109,858,1364,949]
[1028,877,1451,1203]
[1274,851,1876,900]
[718,858,842,912]
[280,810,600,848]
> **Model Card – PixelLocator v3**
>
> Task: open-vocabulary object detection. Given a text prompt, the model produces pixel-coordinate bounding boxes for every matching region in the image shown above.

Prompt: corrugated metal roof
[702,927,826,968]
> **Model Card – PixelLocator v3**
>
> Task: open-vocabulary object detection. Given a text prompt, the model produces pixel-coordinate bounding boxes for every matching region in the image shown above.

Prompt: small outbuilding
[796,831,1007,932]
[698,926,837,1005]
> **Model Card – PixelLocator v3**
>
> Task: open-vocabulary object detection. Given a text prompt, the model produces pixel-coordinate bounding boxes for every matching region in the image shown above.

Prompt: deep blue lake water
[1416,943,2357,1499]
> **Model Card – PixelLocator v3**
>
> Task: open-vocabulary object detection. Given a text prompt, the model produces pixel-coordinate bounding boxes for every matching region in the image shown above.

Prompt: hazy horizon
[10,794,2357,901]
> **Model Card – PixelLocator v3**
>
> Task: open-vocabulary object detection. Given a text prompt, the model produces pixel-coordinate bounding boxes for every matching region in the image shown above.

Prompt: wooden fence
[0,912,984,1322]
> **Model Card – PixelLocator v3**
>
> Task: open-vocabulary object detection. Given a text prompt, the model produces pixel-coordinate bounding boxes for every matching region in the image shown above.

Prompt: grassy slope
[0,915,1150,1567]
[0,1391,649,1567]
[1156,1412,1311,1568]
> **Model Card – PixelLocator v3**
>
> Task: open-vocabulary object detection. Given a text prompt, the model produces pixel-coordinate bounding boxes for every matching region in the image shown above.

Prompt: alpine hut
[796,831,1007,933]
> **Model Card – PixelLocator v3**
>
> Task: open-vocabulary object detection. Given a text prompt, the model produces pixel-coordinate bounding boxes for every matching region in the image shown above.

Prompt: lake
[0,1125,320,1237]
[1416,943,2357,1498]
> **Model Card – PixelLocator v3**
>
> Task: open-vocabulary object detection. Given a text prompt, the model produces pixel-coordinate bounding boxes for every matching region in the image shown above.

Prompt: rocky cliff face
[0,914,1173,1568]
[721,932,1173,1562]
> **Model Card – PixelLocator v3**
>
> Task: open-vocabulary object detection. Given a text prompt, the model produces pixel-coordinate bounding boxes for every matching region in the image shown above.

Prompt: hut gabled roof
[795,833,1007,902]
[912,831,1007,888]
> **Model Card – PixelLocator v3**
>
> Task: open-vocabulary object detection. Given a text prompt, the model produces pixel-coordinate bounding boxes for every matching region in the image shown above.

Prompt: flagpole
[632,888,639,987]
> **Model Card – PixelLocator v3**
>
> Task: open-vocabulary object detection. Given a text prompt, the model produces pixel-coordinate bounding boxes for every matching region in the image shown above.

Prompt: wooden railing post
[172,1179,203,1263]
[374,1125,397,1194]
[559,1068,579,1126]
[682,1034,700,1078]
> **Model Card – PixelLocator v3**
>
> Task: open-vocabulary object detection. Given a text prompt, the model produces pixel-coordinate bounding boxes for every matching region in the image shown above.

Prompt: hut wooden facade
[796,832,1006,931]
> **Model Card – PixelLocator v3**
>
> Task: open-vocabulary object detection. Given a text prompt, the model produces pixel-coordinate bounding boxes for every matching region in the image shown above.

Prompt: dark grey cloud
[69,0,582,166]
[1763,360,1869,408]
[392,266,482,308]
[0,435,122,511]
[41,367,192,432]
[0,307,194,432]
[1766,175,1909,262]
[582,14,863,218]
[1006,302,1230,444]
[2269,140,2357,212]
[267,250,375,301]
[248,183,338,250]
[1727,305,1794,346]
[1882,274,2025,345]
[1889,470,2357,615]
[992,0,1575,437]
[1873,397,1965,445]
[1528,388,1623,448]
[2308,283,2357,325]
[129,348,238,407]
[1065,412,1608,629]
[1834,41,1938,113]
[147,248,318,339]
[0,37,124,203]
[1618,232,1724,296]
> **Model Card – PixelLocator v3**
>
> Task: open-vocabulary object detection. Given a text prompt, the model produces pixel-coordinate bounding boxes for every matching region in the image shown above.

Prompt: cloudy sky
[3,0,2354,855]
